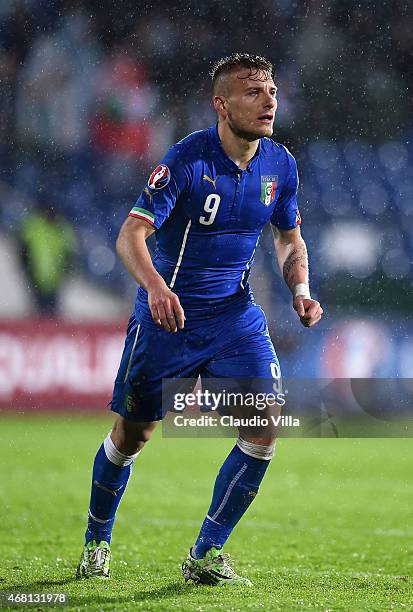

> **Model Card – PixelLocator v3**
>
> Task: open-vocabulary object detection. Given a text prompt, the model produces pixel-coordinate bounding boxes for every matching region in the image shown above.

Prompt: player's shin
[192,437,275,559]
[85,433,140,545]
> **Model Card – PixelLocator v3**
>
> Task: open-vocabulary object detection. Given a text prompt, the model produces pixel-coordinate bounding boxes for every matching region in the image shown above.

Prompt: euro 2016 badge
[260,175,278,206]
[148,164,171,190]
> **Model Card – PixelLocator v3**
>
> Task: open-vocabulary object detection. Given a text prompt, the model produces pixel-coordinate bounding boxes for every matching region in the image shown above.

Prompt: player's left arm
[272,225,323,328]
[270,147,323,327]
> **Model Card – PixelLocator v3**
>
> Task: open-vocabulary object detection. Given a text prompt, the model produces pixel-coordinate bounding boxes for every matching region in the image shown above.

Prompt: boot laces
[89,546,109,567]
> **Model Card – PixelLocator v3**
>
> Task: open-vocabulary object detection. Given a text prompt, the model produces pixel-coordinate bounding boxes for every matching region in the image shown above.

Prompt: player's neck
[218,122,259,170]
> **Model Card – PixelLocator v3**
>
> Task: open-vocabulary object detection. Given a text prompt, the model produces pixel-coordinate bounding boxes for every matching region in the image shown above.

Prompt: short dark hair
[210,53,273,91]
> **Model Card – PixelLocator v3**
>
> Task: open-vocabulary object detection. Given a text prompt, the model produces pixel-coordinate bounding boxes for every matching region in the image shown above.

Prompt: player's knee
[237,436,276,460]
[138,424,156,444]
[111,416,157,454]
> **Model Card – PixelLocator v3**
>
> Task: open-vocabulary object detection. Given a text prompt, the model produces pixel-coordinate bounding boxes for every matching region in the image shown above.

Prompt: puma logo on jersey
[203,174,219,189]
[143,186,153,201]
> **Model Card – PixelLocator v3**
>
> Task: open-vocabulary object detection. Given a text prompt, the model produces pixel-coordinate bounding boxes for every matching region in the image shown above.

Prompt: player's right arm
[117,142,192,331]
[116,216,185,333]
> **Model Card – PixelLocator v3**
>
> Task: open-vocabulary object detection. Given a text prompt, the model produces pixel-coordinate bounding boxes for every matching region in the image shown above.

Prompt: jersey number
[199,194,221,226]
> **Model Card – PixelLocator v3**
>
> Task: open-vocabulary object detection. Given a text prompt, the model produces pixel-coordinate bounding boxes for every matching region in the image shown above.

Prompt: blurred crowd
[0,0,412,317]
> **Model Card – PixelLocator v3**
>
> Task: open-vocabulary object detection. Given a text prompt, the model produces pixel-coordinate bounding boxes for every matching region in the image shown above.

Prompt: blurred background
[1,0,412,412]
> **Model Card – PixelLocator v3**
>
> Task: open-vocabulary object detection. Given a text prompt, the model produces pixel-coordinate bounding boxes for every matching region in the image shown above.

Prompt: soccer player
[77,53,323,585]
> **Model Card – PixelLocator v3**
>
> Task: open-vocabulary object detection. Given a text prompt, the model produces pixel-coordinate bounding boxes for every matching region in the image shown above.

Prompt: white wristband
[293,283,311,299]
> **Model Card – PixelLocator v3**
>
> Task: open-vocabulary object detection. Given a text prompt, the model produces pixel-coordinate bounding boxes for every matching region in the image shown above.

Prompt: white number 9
[270,362,282,395]
[199,194,221,225]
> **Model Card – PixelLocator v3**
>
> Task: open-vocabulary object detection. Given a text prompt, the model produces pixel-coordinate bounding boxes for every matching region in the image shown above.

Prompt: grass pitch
[0,414,412,611]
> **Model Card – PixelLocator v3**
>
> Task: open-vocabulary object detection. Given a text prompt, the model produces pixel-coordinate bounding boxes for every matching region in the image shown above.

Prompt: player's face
[224,69,277,140]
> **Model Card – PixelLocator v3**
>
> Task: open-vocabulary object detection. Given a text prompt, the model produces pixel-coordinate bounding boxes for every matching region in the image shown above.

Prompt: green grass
[0,414,412,611]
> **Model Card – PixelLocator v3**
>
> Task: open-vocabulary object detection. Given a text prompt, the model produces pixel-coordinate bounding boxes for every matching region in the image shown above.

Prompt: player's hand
[147,277,185,332]
[293,296,323,328]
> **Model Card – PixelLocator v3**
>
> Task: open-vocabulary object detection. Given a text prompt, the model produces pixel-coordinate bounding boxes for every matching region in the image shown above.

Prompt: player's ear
[213,95,227,118]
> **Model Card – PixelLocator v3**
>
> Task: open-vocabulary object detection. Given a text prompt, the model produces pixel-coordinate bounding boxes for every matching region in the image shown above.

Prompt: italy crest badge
[260,175,278,206]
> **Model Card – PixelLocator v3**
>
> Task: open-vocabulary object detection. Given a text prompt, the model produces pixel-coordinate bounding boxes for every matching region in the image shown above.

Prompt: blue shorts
[110,299,280,422]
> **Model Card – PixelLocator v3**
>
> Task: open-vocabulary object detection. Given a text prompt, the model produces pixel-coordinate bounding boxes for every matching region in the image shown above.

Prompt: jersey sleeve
[270,149,302,230]
[129,144,191,229]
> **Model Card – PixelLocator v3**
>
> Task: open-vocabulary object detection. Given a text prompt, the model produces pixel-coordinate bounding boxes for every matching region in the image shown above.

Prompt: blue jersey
[129,124,301,321]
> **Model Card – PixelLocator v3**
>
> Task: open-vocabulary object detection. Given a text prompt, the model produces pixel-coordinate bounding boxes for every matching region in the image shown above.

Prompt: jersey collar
[208,124,261,174]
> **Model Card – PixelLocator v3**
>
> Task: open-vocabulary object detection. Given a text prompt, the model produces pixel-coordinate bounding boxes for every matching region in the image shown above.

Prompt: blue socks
[84,435,272,555]
[85,434,139,545]
[192,443,272,559]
